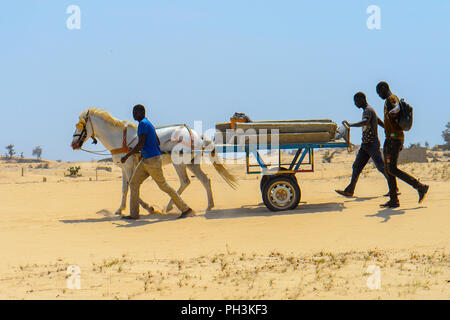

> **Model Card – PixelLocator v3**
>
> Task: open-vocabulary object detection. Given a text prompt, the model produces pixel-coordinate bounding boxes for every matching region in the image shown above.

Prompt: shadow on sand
[365,206,426,223]
[60,211,180,226]
[203,201,345,220]
[343,196,380,203]
[60,201,346,227]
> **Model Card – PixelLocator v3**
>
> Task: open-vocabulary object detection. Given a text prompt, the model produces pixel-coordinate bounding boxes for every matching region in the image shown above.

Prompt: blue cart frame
[212,124,352,211]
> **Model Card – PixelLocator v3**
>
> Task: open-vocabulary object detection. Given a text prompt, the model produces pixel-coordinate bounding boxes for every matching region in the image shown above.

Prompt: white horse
[70,108,238,215]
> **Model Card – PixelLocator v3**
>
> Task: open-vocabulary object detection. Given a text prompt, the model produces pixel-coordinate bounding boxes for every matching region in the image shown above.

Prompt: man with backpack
[376,81,429,208]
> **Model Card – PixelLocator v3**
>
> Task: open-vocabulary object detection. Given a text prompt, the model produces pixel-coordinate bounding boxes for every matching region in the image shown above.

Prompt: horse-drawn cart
[213,120,352,211]
[71,109,352,214]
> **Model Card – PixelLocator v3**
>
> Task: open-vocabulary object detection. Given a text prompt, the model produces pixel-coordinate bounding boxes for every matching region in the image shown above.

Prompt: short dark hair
[354,91,366,101]
[133,104,145,114]
[376,81,389,91]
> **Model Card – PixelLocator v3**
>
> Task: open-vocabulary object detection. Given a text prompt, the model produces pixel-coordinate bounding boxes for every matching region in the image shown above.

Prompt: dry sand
[0,150,448,299]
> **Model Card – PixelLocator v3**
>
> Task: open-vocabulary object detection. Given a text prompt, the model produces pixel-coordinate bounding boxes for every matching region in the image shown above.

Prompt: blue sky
[1,0,449,161]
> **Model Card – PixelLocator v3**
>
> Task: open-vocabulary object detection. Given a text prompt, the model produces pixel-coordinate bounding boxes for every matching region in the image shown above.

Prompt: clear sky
[1,0,449,161]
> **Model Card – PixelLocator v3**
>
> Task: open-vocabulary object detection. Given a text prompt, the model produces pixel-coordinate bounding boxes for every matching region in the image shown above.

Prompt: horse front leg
[139,198,155,214]
[115,169,128,215]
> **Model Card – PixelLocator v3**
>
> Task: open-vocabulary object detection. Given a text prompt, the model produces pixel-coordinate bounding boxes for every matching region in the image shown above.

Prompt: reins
[76,115,195,157]
[80,148,111,156]
[76,113,137,156]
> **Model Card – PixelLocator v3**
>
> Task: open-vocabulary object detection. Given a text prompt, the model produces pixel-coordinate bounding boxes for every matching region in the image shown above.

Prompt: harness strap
[184,124,195,151]
[110,126,131,155]
[170,124,195,151]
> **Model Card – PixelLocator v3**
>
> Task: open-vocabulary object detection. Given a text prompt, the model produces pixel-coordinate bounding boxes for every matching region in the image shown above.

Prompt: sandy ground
[0,150,448,299]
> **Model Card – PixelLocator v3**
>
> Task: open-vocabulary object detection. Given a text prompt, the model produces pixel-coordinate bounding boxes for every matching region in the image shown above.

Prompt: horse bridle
[73,111,98,146]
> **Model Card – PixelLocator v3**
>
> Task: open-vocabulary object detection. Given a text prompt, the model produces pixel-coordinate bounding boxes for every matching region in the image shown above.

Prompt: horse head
[71,109,97,149]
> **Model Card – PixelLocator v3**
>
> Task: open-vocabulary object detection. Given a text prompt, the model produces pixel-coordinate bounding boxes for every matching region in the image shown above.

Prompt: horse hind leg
[166,164,190,212]
[187,163,214,211]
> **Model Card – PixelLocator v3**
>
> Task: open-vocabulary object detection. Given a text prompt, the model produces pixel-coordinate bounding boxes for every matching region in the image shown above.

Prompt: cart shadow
[204,201,345,220]
[365,206,426,223]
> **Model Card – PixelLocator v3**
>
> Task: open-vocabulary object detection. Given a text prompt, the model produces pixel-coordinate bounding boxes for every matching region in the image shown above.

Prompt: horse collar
[110,125,131,155]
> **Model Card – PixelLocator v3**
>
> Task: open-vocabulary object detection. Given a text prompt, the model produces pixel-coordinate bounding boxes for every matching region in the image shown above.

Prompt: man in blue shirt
[121,104,193,219]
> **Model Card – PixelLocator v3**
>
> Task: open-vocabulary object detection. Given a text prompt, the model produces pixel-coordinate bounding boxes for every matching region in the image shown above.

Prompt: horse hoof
[206,206,214,212]
[146,206,155,214]
[114,210,123,215]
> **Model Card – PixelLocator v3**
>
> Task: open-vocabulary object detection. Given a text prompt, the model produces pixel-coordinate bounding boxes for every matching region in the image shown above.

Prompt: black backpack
[397,98,413,131]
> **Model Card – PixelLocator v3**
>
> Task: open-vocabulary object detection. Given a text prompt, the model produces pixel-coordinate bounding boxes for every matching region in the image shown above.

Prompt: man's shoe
[380,200,400,208]
[177,208,194,219]
[418,184,429,204]
[335,190,353,198]
[121,215,139,220]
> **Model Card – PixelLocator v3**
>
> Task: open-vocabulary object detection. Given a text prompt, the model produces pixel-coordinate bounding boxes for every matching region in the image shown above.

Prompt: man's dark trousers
[383,139,422,200]
[345,140,387,194]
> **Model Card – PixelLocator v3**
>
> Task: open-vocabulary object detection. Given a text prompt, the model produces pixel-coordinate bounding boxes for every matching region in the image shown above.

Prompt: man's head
[133,104,146,121]
[376,81,391,100]
[353,91,367,108]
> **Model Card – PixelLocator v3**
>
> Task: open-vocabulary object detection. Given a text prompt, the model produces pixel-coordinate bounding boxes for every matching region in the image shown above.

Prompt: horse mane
[80,108,137,129]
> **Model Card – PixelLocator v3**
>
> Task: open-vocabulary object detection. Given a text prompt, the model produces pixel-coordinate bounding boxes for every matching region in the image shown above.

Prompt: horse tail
[208,147,239,190]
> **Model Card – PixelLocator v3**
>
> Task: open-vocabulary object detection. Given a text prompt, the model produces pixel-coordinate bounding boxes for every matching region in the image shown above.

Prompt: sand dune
[0,151,448,299]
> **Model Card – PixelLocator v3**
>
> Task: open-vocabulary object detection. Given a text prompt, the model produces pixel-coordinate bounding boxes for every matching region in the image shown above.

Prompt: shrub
[67,166,81,177]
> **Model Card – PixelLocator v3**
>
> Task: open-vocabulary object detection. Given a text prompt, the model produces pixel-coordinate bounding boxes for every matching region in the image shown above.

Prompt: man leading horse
[120,104,194,220]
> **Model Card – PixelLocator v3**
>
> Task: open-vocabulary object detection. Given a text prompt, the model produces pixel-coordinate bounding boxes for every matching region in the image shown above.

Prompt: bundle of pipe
[215,119,337,145]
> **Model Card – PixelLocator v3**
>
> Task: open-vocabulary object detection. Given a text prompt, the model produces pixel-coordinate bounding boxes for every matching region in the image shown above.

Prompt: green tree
[5,144,15,158]
[443,122,450,145]
[32,146,42,160]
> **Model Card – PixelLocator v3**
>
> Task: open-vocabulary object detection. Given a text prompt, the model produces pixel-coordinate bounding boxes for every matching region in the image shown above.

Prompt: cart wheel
[260,175,270,192]
[260,167,297,192]
[262,175,301,211]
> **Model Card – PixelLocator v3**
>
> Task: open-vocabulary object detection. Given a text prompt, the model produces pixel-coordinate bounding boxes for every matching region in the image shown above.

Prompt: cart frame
[212,123,352,211]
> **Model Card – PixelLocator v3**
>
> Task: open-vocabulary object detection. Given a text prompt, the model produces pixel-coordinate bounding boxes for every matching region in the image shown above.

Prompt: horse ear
[76,122,85,131]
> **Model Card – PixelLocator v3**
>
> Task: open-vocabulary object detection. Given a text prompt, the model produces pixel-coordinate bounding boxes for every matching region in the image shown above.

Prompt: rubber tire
[260,167,297,192]
[262,175,301,212]
[260,175,270,192]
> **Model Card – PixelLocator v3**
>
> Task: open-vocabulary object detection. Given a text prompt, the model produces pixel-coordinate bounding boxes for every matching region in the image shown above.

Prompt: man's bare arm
[347,117,369,127]
[121,134,146,163]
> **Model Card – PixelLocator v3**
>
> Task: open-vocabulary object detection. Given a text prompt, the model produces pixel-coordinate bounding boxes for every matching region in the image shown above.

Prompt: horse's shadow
[60,211,180,226]
[203,201,345,220]
[365,206,426,223]
[59,202,346,227]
